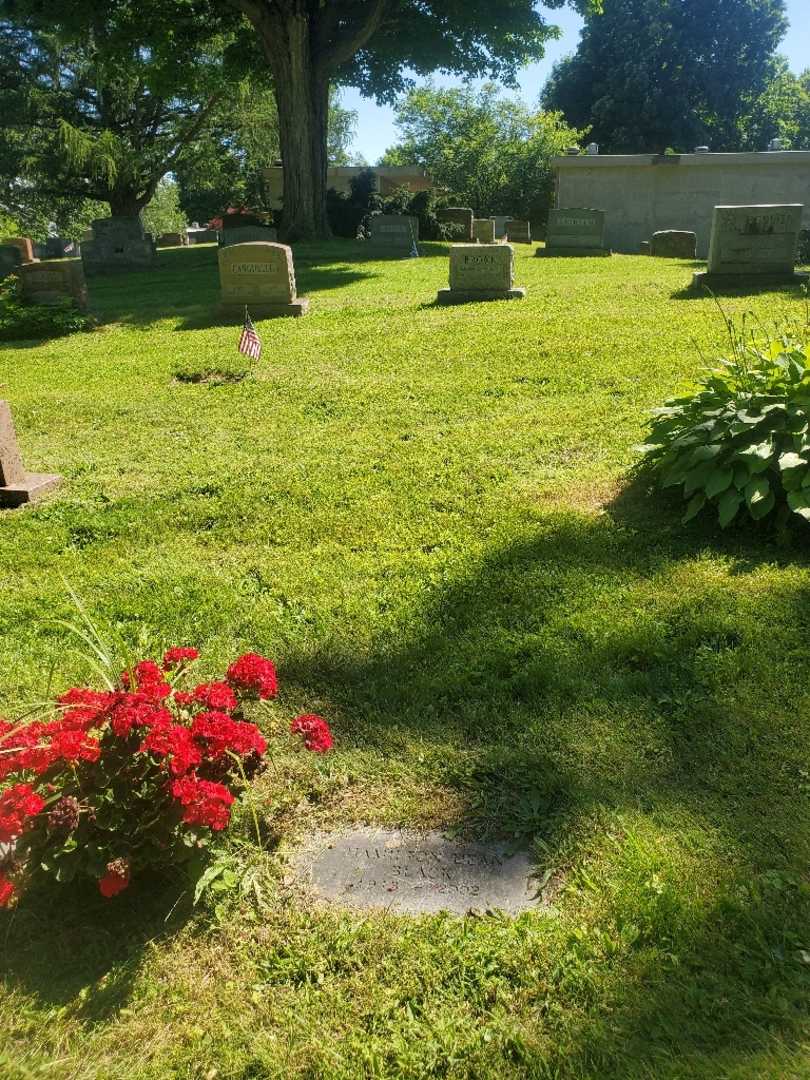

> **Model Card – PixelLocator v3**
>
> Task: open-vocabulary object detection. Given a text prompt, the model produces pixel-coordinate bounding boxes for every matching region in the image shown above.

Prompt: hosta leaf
[782,468,807,492]
[787,490,810,513]
[682,492,706,523]
[661,457,691,488]
[683,463,713,495]
[745,476,770,508]
[778,451,805,471]
[732,462,749,489]
[717,488,743,528]
[690,444,723,464]
[748,490,776,520]
[705,467,733,498]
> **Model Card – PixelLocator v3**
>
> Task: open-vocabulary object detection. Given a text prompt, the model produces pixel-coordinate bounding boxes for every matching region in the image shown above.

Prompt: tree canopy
[542,0,789,153]
[381,83,583,224]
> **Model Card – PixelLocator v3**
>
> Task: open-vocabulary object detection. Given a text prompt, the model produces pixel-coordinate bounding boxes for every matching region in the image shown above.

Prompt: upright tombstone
[0,400,61,508]
[2,237,36,264]
[650,230,697,258]
[693,204,808,287]
[156,232,188,248]
[540,208,610,257]
[507,220,532,245]
[472,218,496,244]
[81,217,156,275]
[18,260,88,310]
[218,241,309,318]
[493,216,513,240]
[0,245,22,280]
[220,225,278,247]
[437,207,474,241]
[436,243,526,304]
[368,214,419,252]
[187,228,219,245]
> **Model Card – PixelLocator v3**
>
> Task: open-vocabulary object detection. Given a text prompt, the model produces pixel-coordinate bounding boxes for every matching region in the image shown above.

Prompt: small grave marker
[650,230,697,258]
[156,232,188,247]
[693,204,808,287]
[472,218,496,244]
[437,207,474,241]
[437,243,526,304]
[0,400,61,508]
[541,208,610,257]
[218,241,309,318]
[0,244,22,280]
[220,225,278,247]
[507,220,532,244]
[2,237,36,263]
[81,217,156,275]
[292,829,541,916]
[18,260,88,309]
[368,214,419,252]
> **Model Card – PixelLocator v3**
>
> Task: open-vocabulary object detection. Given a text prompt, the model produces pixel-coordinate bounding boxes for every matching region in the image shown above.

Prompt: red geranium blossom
[0,872,15,907]
[192,682,238,712]
[140,724,202,776]
[163,647,200,669]
[98,858,130,898]
[0,783,45,843]
[290,714,333,753]
[191,711,267,760]
[226,653,278,700]
[170,774,234,830]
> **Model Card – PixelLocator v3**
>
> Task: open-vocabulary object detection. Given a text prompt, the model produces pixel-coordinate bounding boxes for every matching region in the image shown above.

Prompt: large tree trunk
[107,190,147,218]
[253,11,331,241]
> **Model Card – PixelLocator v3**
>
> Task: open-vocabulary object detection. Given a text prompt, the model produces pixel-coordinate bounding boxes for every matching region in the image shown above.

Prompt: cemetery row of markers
[1,201,808,511]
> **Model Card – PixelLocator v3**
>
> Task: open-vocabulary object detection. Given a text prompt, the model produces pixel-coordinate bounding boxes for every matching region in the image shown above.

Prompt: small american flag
[238,309,262,360]
[409,223,420,258]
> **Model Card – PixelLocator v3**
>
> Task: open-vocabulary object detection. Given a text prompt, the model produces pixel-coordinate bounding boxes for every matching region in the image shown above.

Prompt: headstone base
[691,270,810,289]
[538,246,612,257]
[0,472,61,508]
[436,287,526,304]
[219,299,309,319]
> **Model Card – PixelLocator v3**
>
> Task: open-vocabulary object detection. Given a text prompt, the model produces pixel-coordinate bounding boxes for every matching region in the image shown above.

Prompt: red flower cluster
[170,775,234,830]
[226,653,278,700]
[98,858,130,898]
[0,649,331,904]
[290,714,333,753]
[0,784,45,843]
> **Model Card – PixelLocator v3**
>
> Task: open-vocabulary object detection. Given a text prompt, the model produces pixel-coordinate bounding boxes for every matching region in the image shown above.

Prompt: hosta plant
[0,649,332,907]
[639,319,810,528]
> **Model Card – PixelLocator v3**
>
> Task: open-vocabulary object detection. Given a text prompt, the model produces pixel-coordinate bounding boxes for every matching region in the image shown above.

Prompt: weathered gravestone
[220,225,278,247]
[437,207,474,241]
[368,214,419,252]
[472,218,496,244]
[18,260,88,310]
[507,220,532,244]
[0,245,22,280]
[291,829,541,916]
[81,217,156,275]
[218,241,309,318]
[187,228,219,245]
[640,241,651,255]
[493,216,513,240]
[693,204,808,287]
[540,208,610,257]
[650,230,697,258]
[2,237,36,264]
[156,232,188,248]
[0,400,61,508]
[437,243,526,304]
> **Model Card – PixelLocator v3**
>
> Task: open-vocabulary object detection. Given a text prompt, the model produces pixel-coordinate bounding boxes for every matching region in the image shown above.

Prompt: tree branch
[136,91,223,206]
[318,0,391,72]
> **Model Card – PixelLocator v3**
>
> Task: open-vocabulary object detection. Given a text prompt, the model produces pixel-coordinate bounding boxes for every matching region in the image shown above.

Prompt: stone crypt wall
[552,151,810,257]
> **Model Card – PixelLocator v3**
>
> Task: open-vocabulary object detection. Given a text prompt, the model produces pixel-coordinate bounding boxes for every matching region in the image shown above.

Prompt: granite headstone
[472,218,496,244]
[650,230,697,258]
[81,217,156,275]
[693,204,808,286]
[218,241,308,318]
[507,220,532,244]
[18,260,88,309]
[541,208,610,257]
[436,243,526,304]
[368,214,419,251]
[0,400,61,508]
[437,207,474,241]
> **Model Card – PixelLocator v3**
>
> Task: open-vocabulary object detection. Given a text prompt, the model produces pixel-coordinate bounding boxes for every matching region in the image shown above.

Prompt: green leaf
[732,462,749,489]
[704,467,733,498]
[682,492,706,523]
[683,462,713,495]
[738,439,774,473]
[690,444,723,463]
[778,451,805,471]
[717,488,743,528]
[745,476,771,508]
[782,468,807,492]
[749,490,776,520]
[194,862,226,906]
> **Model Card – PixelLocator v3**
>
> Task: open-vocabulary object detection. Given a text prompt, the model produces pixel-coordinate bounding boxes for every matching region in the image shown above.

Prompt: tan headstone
[218,241,308,318]
[694,204,808,286]
[472,219,496,244]
[437,244,526,304]
[507,220,532,244]
[2,237,36,263]
[0,400,61,508]
[18,260,88,309]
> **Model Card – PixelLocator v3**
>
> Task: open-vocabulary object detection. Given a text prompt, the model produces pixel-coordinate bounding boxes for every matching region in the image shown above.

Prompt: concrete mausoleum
[552,149,810,257]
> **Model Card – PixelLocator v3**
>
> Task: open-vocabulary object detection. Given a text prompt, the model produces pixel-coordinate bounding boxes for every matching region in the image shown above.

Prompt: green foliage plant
[0,275,96,342]
[638,304,810,528]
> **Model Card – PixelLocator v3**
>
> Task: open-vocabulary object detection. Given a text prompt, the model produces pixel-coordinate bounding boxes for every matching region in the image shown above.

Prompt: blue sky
[341,0,810,163]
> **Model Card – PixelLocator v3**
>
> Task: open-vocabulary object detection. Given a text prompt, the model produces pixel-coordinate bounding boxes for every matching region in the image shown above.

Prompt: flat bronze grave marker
[291,828,541,916]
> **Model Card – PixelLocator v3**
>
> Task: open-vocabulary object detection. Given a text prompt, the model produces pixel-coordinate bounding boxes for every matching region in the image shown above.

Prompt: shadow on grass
[0,870,191,1018]
[671,277,810,301]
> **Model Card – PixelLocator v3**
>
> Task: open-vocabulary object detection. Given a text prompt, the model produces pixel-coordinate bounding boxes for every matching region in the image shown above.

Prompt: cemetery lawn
[3,241,810,1080]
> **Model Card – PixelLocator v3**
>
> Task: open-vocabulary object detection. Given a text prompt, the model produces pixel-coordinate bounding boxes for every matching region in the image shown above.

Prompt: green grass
[2,241,810,1079]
